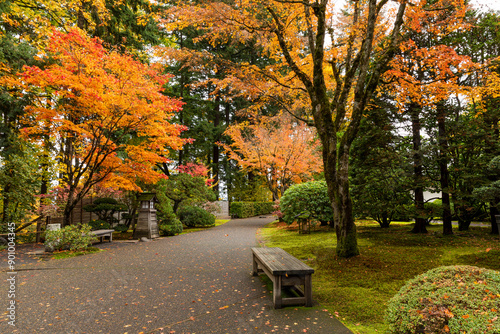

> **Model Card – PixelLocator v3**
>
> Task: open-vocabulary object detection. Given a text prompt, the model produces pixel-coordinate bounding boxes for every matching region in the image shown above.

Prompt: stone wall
[215,201,229,218]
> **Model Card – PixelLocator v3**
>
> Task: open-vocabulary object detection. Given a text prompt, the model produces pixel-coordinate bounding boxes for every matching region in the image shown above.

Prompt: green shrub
[44,224,96,252]
[279,181,333,225]
[386,265,500,334]
[159,218,183,236]
[156,192,183,235]
[177,205,215,227]
[254,202,274,215]
[88,219,111,230]
[113,224,129,233]
[229,201,274,218]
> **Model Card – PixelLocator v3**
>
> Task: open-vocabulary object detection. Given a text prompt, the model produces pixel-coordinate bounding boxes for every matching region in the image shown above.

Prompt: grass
[51,247,102,259]
[258,220,500,334]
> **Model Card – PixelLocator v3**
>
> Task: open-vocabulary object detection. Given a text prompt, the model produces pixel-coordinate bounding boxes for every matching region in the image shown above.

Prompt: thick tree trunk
[334,146,359,257]
[409,103,427,233]
[63,200,74,227]
[380,211,390,228]
[437,102,453,235]
[489,203,499,235]
[319,119,359,258]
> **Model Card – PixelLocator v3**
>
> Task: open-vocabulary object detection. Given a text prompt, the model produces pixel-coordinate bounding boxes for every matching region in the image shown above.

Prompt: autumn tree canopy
[18,28,186,225]
[164,0,472,257]
[2,0,498,251]
[221,115,323,200]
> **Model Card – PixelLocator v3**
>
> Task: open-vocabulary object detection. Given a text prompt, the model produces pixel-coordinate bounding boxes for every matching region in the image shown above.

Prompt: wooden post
[252,254,258,276]
[305,274,313,307]
[35,219,42,243]
[273,275,282,309]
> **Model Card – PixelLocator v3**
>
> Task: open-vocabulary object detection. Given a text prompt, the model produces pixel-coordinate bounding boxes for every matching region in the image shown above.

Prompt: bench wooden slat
[252,247,314,275]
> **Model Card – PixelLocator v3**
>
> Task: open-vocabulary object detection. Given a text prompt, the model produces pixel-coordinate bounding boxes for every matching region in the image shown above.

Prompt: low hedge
[230,201,274,218]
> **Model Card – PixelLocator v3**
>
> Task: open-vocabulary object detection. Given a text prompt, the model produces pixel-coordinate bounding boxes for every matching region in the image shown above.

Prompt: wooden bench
[251,247,314,309]
[90,229,114,243]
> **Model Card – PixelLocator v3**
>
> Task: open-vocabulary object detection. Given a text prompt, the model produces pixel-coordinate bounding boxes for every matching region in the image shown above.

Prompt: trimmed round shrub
[385,265,500,334]
[159,218,183,236]
[177,205,215,227]
[279,181,333,225]
[88,219,111,230]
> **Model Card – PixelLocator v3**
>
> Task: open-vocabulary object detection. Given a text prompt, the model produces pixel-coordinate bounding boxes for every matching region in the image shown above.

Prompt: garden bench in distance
[90,229,114,243]
[251,247,314,309]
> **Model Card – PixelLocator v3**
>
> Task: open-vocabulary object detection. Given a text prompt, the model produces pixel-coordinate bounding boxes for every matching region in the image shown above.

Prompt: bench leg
[109,233,112,242]
[305,274,312,307]
[252,254,259,276]
[273,275,282,309]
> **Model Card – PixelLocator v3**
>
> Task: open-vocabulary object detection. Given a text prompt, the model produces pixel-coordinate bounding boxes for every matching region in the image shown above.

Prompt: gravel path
[1,216,352,334]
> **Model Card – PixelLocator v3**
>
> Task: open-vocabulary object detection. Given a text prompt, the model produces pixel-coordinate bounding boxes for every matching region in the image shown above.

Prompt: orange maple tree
[220,115,322,200]
[164,0,469,257]
[18,28,187,225]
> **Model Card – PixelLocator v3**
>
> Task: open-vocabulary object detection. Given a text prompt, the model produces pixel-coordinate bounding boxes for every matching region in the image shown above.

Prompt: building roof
[137,192,158,202]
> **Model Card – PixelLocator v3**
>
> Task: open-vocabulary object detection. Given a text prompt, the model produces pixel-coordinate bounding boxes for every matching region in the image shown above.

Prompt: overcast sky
[470,0,500,11]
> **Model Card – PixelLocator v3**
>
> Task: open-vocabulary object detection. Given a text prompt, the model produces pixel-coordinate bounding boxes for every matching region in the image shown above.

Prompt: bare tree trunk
[437,102,453,235]
[212,97,221,199]
[490,204,499,235]
[410,103,427,233]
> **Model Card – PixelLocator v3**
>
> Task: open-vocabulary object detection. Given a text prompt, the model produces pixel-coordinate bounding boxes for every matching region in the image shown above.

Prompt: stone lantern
[134,193,160,239]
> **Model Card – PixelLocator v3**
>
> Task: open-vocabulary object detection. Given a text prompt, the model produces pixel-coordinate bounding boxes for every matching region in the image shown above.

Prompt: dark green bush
[229,201,274,218]
[279,181,333,225]
[386,265,500,334]
[159,218,183,236]
[113,224,129,233]
[177,205,215,227]
[83,197,127,224]
[88,219,111,230]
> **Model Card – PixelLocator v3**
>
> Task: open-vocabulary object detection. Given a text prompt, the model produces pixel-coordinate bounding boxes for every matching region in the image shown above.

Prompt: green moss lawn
[258,220,500,333]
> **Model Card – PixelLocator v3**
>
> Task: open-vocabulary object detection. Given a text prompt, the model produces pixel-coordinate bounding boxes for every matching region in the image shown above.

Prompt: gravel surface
[1,216,352,334]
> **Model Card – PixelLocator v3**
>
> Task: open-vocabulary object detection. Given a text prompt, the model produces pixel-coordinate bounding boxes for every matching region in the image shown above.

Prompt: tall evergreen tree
[350,97,413,228]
